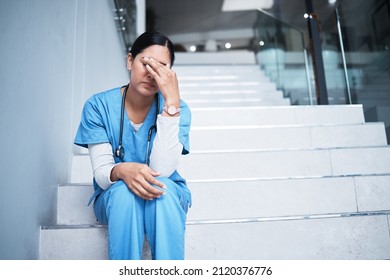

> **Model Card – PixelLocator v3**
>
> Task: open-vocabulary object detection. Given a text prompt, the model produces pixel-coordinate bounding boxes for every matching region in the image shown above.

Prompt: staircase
[40,51,390,259]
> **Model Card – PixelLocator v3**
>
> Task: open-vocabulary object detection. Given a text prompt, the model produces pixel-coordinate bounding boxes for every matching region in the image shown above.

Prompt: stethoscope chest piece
[115,145,125,159]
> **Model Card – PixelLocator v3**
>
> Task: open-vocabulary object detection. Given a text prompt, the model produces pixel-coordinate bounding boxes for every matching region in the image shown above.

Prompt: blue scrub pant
[93,177,191,260]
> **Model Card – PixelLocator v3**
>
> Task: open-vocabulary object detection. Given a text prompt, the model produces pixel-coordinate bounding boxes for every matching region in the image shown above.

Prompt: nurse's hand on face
[110,162,166,200]
[143,57,180,108]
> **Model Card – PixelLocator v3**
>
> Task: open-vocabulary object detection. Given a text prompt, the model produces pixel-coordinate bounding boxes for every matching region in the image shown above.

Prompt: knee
[155,177,191,214]
[155,176,174,187]
[155,177,177,198]
[107,180,136,205]
[93,181,133,224]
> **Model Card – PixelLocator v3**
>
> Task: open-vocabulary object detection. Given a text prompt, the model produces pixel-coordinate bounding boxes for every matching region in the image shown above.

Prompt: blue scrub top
[74,86,191,195]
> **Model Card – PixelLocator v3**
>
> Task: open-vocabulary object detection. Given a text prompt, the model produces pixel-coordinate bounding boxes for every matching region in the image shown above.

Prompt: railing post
[305,0,329,105]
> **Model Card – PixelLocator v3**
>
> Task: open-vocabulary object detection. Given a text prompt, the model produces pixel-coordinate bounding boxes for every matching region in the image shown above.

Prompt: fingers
[143,57,180,103]
[143,56,170,70]
[123,164,166,200]
[128,176,164,200]
[143,57,173,81]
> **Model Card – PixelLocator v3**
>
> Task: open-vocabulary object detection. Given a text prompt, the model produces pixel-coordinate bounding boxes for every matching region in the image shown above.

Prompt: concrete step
[57,175,390,225]
[40,213,390,259]
[190,123,387,150]
[185,214,390,259]
[181,87,290,106]
[70,146,390,184]
[180,89,284,97]
[188,175,390,221]
[40,225,107,260]
[176,72,271,82]
[178,146,390,181]
[39,225,152,260]
[175,51,257,65]
[57,184,96,225]
[175,64,262,73]
[175,63,261,70]
[179,81,278,92]
[185,98,291,107]
[74,122,385,158]
[190,105,365,127]
[73,123,386,156]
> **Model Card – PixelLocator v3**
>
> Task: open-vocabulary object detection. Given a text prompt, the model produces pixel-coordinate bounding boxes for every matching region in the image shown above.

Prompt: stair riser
[70,147,390,183]
[190,105,365,127]
[73,123,386,155]
[57,185,96,225]
[186,215,390,260]
[186,99,291,107]
[186,177,383,221]
[40,215,390,260]
[175,51,256,65]
[181,91,285,99]
[178,147,390,180]
[40,227,108,260]
[190,123,387,150]
[179,76,271,84]
[175,65,262,73]
[180,84,277,92]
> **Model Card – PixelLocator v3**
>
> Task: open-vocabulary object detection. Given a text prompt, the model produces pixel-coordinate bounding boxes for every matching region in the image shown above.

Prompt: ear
[127,53,133,71]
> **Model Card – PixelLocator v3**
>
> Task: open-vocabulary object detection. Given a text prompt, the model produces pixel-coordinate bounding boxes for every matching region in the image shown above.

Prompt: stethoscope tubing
[116,84,159,163]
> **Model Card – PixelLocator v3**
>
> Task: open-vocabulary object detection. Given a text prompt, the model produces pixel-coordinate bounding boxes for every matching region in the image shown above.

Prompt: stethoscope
[115,83,159,165]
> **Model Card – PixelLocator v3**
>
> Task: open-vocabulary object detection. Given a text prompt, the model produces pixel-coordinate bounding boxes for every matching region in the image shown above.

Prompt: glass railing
[112,0,390,142]
[255,1,390,114]
[320,0,390,141]
[321,2,390,107]
[253,10,313,105]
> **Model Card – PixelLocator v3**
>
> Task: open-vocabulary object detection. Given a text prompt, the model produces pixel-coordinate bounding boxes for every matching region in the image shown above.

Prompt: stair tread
[58,174,390,225]
[40,213,390,259]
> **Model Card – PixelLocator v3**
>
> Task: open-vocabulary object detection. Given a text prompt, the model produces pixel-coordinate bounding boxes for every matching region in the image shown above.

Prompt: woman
[74,32,191,260]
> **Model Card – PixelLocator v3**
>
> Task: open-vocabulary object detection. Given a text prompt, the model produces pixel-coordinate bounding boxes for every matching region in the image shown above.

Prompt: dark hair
[129,32,175,66]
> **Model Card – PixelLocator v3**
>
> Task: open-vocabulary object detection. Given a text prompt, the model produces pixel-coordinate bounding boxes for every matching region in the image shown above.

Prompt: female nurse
[74,32,191,260]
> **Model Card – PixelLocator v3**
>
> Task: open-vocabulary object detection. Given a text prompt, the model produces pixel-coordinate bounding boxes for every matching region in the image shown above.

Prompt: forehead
[138,45,170,65]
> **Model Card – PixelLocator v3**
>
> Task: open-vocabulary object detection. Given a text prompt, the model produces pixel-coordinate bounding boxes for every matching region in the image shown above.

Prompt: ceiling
[144,0,384,50]
[146,0,338,33]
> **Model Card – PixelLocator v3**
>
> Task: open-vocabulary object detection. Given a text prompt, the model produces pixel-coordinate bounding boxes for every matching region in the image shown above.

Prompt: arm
[149,114,183,177]
[143,56,190,175]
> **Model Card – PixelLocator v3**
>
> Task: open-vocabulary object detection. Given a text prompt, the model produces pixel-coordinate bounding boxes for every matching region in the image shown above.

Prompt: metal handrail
[335,7,352,104]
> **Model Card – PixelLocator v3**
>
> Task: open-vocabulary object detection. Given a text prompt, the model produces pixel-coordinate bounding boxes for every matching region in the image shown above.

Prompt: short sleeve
[179,100,191,155]
[74,96,110,148]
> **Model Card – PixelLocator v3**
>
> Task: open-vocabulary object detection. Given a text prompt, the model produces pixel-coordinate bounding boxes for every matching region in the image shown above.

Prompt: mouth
[142,81,156,89]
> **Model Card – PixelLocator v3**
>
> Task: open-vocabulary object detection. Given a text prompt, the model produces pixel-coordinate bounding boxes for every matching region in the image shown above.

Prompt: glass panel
[320,0,390,141]
[253,11,312,105]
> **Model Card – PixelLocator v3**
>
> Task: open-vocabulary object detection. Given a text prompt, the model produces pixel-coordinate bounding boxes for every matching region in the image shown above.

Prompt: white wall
[0,0,128,259]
